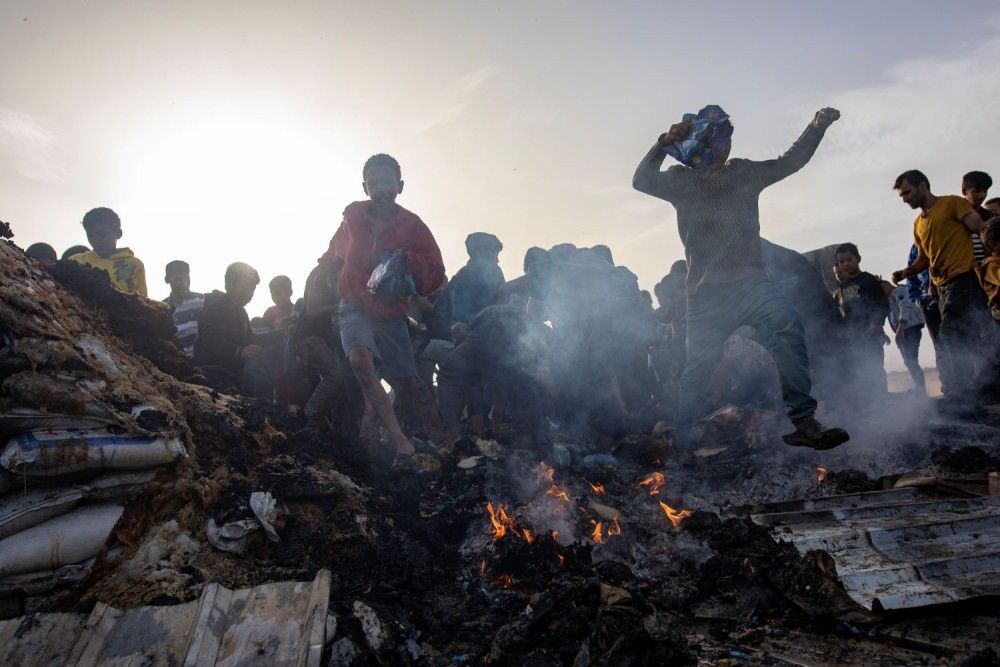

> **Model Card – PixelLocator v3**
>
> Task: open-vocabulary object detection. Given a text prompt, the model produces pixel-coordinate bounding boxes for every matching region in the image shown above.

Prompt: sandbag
[0,504,123,576]
[0,408,117,436]
[2,428,186,477]
[0,471,154,539]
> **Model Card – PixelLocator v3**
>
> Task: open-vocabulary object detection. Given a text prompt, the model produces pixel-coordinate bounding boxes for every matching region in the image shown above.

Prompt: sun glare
[114,107,357,307]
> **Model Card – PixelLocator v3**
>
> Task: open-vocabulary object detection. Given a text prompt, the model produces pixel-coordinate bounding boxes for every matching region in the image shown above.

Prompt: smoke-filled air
[2,2,1000,665]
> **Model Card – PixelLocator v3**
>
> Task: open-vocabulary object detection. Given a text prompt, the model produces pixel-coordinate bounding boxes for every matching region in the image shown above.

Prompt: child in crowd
[976,217,1000,323]
[263,275,294,329]
[961,171,992,263]
[163,260,204,355]
[888,284,926,394]
[69,207,147,296]
[25,243,57,269]
[62,245,89,260]
[833,243,890,397]
[194,262,285,397]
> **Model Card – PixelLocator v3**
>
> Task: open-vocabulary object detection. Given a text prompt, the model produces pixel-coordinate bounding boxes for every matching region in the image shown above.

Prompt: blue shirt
[906,244,933,306]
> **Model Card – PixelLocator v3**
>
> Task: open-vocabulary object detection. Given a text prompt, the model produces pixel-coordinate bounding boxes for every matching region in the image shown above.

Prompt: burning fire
[551,530,559,541]
[586,479,606,494]
[485,502,538,546]
[591,520,604,544]
[546,485,571,503]
[499,574,513,589]
[486,502,517,539]
[816,467,827,483]
[557,553,565,567]
[480,558,486,576]
[639,471,665,495]
[608,515,622,536]
[659,501,693,528]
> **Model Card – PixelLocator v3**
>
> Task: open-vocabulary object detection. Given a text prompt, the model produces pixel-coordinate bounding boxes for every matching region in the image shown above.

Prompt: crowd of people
[22,109,1000,470]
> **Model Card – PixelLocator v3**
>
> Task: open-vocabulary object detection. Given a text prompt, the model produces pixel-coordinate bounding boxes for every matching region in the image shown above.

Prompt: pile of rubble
[2,234,1000,665]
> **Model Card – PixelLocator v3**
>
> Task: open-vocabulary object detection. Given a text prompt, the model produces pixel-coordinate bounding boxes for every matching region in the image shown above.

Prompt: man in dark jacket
[194,262,283,397]
[448,232,505,325]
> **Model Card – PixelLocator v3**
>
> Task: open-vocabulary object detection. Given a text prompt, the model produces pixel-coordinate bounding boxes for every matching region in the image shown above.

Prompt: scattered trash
[250,491,280,542]
[208,491,283,553]
[206,518,259,555]
[458,455,484,470]
[353,600,388,652]
[474,438,503,460]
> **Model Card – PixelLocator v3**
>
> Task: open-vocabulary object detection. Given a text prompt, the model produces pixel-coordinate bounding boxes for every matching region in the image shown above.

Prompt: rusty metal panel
[747,488,1000,610]
[0,569,330,666]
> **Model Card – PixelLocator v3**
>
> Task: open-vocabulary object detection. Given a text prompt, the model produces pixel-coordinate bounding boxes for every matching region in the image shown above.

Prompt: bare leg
[347,346,414,457]
[391,376,446,443]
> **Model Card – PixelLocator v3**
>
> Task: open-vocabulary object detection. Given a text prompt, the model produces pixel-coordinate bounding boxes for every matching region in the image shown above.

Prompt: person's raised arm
[632,121,689,201]
[751,108,840,188]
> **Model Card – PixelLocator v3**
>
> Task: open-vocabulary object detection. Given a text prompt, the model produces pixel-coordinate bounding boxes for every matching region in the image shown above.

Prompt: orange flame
[817,467,827,483]
[485,502,520,540]
[557,553,565,567]
[639,471,665,495]
[551,530,559,541]
[659,501,693,528]
[586,479,606,494]
[479,558,486,576]
[591,519,604,544]
[608,516,622,536]
[522,528,534,545]
[546,485,571,503]
[499,574,512,588]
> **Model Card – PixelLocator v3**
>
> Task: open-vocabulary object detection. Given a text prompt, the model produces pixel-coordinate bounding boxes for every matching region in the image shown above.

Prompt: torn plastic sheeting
[75,334,124,380]
[0,470,155,539]
[2,429,186,477]
[250,491,280,542]
[0,504,123,577]
[206,518,259,555]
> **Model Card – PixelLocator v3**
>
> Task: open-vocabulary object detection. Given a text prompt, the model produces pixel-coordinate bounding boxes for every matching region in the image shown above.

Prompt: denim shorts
[338,302,417,379]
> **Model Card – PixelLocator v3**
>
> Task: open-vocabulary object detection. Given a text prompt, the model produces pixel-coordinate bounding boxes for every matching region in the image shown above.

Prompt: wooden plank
[0,612,87,667]
[67,601,124,666]
[183,581,226,666]
[300,570,331,667]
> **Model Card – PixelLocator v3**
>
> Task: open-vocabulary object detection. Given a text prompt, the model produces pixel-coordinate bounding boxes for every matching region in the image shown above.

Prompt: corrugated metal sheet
[745,486,1000,611]
[0,569,330,666]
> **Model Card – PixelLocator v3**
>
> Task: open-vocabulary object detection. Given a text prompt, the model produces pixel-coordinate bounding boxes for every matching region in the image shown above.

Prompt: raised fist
[812,107,841,129]
[659,121,692,147]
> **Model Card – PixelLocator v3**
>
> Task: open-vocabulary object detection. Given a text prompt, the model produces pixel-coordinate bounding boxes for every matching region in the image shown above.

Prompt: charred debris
[1,236,1000,665]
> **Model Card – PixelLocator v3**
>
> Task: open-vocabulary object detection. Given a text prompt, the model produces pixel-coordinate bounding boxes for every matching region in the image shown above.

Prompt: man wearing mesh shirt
[633,107,849,450]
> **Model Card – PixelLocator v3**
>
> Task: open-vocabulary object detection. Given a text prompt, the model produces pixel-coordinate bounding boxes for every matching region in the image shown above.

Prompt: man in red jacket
[324,154,446,468]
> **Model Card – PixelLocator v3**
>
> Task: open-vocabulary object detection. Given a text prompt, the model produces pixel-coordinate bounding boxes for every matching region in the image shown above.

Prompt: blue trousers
[677,275,817,424]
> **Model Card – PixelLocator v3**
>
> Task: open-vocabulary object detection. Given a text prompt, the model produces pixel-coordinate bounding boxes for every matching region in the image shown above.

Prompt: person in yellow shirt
[69,207,147,297]
[891,170,990,404]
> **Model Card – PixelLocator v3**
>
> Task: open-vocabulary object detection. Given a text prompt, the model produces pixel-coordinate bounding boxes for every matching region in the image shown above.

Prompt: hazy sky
[3,1,999,369]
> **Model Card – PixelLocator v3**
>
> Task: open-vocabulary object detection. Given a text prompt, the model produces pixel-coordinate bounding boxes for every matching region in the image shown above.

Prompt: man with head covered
[633,106,849,450]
